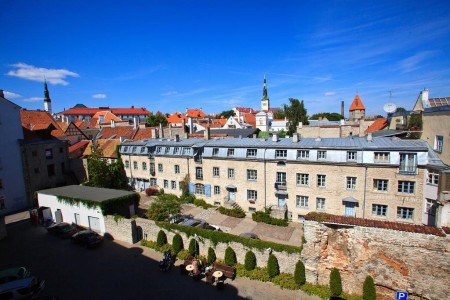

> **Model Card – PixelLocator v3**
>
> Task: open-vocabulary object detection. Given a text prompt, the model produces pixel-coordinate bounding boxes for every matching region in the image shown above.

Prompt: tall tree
[309,112,343,121]
[284,98,308,135]
[146,111,168,127]
[273,109,286,119]
[217,109,235,119]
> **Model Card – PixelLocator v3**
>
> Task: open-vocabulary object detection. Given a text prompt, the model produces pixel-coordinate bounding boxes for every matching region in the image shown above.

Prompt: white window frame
[398,181,415,194]
[133,161,138,170]
[214,186,220,195]
[142,162,147,171]
[316,197,325,210]
[212,148,219,156]
[171,181,176,189]
[372,204,387,217]
[195,184,205,195]
[374,152,390,163]
[158,163,163,172]
[213,167,220,177]
[427,170,439,185]
[317,174,326,187]
[275,149,287,158]
[435,135,443,152]
[227,148,235,156]
[228,168,235,179]
[296,195,309,208]
[374,179,388,191]
[397,207,414,220]
[347,151,357,161]
[247,169,257,181]
[174,165,180,174]
[247,149,257,157]
[317,151,327,160]
[296,173,309,186]
[247,190,257,202]
[297,150,310,159]
[346,177,357,190]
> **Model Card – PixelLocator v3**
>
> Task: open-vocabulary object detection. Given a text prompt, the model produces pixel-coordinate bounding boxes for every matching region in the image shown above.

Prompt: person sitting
[192,259,201,277]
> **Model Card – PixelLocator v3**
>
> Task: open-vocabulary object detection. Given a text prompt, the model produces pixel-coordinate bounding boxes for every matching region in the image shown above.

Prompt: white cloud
[7,63,79,85]
[398,51,435,73]
[4,91,22,99]
[324,91,336,96]
[162,91,178,96]
[23,97,43,102]
[92,93,107,99]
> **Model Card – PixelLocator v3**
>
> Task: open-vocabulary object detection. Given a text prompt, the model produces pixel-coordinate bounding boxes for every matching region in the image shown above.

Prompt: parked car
[0,276,45,299]
[204,224,222,231]
[180,218,206,228]
[169,214,193,224]
[239,232,259,239]
[0,267,31,284]
[71,230,103,248]
[46,222,79,238]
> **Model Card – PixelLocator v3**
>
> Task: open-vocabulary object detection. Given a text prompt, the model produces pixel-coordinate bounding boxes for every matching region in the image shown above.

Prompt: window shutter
[205,184,211,197]
[189,183,194,194]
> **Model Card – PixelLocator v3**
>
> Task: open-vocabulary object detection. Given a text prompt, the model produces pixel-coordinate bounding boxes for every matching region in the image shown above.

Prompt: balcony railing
[196,174,203,180]
[274,181,287,190]
[399,166,417,175]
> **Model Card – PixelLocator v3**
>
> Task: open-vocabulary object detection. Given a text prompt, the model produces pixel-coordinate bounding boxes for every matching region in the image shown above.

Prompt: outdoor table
[186,264,194,272]
[212,271,223,278]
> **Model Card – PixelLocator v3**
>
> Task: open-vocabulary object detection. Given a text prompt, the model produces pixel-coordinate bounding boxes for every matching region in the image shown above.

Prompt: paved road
[0,220,320,300]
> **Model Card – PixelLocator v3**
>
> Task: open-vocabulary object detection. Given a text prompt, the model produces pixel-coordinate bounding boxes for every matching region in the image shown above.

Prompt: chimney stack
[204,127,210,140]
[133,117,138,129]
[175,134,180,142]
[341,101,345,118]
[0,90,4,98]
[272,134,279,142]
[111,119,115,128]
[151,128,157,139]
[367,132,373,142]
[292,133,300,143]
[159,123,164,138]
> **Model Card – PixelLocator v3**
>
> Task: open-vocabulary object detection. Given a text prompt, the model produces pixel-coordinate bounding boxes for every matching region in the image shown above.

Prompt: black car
[46,222,79,238]
[169,214,193,224]
[71,230,103,248]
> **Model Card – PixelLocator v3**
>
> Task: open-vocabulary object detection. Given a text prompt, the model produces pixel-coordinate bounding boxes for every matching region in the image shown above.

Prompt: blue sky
[1,0,450,117]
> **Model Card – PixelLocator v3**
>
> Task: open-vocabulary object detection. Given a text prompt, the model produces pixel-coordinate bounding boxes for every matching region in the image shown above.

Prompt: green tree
[309,112,343,121]
[408,114,423,129]
[156,230,167,248]
[294,260,306,286]
[244,251,256,271]
[273,109,286,119]
[217,109,235,119]
[207,247,216,264]
[146,194,181,221]
[363,275,376,300]
[330,268,342,297]
[172,234,184,255]
[395,107,407,112]
[146,111,168,127]
[267,254,280,278]
[283,98,308,136]
[224,247,237,266]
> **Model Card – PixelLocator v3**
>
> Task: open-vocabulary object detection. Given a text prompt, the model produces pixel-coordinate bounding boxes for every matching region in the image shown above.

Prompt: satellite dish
[383,103,397,113]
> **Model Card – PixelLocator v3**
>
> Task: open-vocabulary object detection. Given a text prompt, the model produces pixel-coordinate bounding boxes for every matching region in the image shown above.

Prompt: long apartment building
[120,132,449,226]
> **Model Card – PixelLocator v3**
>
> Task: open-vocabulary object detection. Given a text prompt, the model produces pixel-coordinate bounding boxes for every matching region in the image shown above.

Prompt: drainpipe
[264,147,267,210]
[363,164,368,219]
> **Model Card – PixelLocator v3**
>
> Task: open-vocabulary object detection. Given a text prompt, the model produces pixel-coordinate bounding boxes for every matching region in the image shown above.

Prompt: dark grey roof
[424,104,450,113]
[369,130,406,138]
[196,128,259,138]
[37,185,135,202]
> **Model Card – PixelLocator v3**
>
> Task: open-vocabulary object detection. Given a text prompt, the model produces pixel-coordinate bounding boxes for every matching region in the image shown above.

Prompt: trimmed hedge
[294,260,306,286]
[244,251,256,271]
[267,254,280,278]
[156,221,302,254]
[207,247,216,264]
[172,234,183,254]
[252,211,288,227]
[188,238,199,257]
[305,212,333,222]
[224,247,237,266]
[363,275,376,300]
[156,230,167,247]
[217,206,246,218]
[193,199,214,209]
[330,268,343,297]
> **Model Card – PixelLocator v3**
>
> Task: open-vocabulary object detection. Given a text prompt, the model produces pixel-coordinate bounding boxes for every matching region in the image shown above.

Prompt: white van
[0,276,45,299]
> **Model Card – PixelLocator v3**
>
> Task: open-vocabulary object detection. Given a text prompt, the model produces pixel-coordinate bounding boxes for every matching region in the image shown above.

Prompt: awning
[342,196,359,203]
[226,184,237,190]
[275,190,288,195]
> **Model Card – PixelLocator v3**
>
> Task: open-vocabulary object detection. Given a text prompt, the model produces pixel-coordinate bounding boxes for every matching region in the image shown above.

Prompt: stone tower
[348,95,365,121]
[261,74,270,112]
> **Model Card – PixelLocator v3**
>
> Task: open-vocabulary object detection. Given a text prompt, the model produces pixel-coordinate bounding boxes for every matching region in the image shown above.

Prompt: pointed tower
[261,74,270,112]
[348,95,365,121]
[44,80,52,114]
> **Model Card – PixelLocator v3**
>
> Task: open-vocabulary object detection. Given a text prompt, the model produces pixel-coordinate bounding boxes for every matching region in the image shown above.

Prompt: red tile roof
[349,95,366,111]
[92,111,122,124]
[97,127,137,140]
[166,112,188,123]
[132,127,155,141]
[60,107,151,116]
[305,212,446,236]
[20,110,66,140]
[235,107,256,114]
[244,113,256,127]
[82,139,120,158]
[364,117,388,133]
[186,108,206,118]
[429,97,450,107]
[68,140,90,158]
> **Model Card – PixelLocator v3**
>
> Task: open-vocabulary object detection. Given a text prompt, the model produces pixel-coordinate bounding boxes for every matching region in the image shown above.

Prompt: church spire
[44,80,52,114]
[262,73,268,100]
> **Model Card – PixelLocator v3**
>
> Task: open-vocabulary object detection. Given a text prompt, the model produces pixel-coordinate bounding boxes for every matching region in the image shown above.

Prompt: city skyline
[2,0,450,116]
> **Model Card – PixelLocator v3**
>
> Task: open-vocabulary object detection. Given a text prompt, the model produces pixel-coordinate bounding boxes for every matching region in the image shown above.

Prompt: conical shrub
[244,251,256,271]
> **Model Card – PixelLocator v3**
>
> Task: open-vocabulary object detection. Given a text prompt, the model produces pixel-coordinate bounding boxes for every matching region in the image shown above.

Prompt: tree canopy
[283,98,308,135]
[273,109,286,119]
[309,112,343,121]
[146,111,168,127]
[86,145,129,190]
[396,107,407,112]
[216,109,235,119]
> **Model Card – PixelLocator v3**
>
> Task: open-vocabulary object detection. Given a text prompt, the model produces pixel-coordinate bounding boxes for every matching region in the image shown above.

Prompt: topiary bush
[193,199,214,209]
[252,210,288,227]
[172,234,183,254]
[330,268,342,297]
[294,260,306,286]
[177,249,190,260]
[156,230,167,248]
[224,246,237,266]
[145,187,158,196]
[244,251,256,271]
[363,275,376,300]
[217,206,246,218]
[207,247,216,264]
[267,254,280,278]
[188,238,199,257]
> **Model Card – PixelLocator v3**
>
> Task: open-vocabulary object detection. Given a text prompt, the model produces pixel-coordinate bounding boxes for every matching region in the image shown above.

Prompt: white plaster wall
[37,193,106,233]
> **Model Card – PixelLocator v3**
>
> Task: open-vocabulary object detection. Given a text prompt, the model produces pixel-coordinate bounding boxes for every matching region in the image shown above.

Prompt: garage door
[88,216,101,232]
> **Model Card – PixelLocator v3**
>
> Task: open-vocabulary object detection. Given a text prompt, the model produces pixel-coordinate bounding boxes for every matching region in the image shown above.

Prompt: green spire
[262,74,268,100]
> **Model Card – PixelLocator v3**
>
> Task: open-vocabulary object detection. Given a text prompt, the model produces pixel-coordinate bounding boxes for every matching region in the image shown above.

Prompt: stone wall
[302,220,450,300]
[105,216,302,273]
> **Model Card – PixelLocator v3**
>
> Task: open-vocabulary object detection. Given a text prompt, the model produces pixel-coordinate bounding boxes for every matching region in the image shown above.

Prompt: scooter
[159,250,174,272]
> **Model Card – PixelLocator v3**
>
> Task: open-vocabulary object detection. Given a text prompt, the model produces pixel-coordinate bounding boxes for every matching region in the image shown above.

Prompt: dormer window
[227,149,234,156]
[156,147,162,154]
[275,149,287,158]
[247,149,257,157]
[297,150,309,159]
[212,148,219,156]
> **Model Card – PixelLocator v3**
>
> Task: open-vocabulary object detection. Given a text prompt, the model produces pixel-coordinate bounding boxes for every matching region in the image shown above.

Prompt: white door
[74,213,81,225]
[229,191,235,201]
[55,209,63,223]
[88,216,101,232]
[344,203,356,217]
